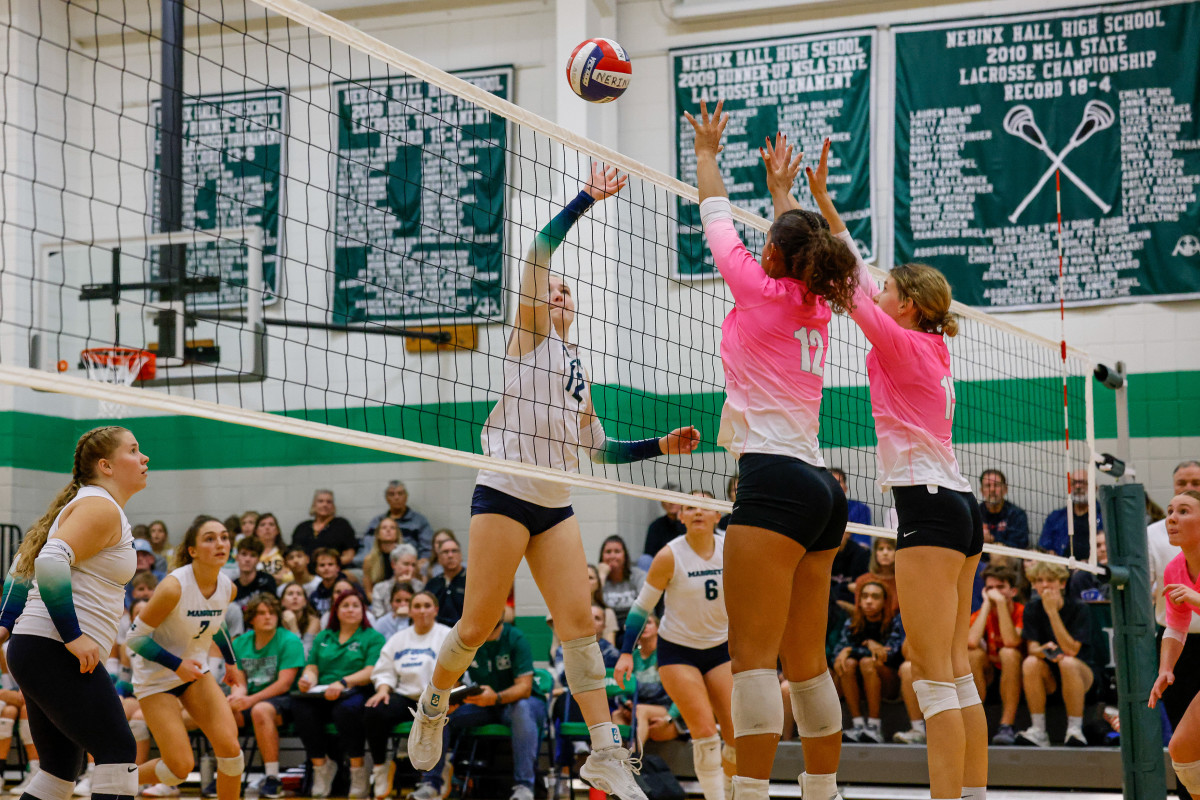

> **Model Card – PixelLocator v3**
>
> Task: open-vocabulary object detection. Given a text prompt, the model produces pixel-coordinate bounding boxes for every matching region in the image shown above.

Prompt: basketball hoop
[80,347,156,418]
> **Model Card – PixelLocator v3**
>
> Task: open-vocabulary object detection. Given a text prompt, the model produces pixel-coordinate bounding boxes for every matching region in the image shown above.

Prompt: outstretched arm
[579,411,700,465]
[761,133,803,218]
[684,101,729,205]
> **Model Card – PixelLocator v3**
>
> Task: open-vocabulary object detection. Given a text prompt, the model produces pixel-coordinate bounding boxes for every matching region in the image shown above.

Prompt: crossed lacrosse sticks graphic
[1004,100,1115,223]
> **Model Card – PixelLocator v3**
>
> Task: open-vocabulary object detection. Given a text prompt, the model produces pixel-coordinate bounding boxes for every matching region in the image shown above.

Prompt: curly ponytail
[14,426,129,579]
[767,210,858,314]
[891,263,959,338]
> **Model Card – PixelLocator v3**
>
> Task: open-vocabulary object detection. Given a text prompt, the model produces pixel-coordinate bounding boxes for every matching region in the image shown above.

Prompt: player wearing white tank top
[128,517,246,800]
[616,491,735,800]
[408,164,700,800]
[0,427,147,800]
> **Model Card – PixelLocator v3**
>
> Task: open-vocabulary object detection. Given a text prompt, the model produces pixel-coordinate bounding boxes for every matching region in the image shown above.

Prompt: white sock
[851,716,864,728]
[588,722,622,751]
[1031,713,1046,732]
[1067,715,1083,731]
[961,787,986,799]
[867,717,881,730]
[730,776,769,800]
[801,771,838,800]
[28,759,39,773]
[911,718,926,734]
[265,763,279,778]
[420,684,450,718]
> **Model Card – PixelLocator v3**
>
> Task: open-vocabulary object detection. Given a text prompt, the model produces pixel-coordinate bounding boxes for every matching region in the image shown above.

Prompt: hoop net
[80,348,156,419]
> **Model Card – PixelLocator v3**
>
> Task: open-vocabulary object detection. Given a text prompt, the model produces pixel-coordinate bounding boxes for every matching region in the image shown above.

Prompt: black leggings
[7,634,135,780]
[292,687,369,760]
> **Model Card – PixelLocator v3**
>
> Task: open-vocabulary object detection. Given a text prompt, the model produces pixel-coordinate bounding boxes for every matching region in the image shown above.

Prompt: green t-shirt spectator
[468,623,541,700]
[234,628,307,694]
[307,627,386,685]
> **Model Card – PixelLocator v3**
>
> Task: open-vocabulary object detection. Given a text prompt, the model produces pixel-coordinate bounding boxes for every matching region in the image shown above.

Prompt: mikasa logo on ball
[581,56,598,86]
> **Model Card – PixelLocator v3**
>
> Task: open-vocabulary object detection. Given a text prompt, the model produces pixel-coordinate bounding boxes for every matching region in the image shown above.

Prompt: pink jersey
[1164,552,1200,633]
[837,231,971,492]
[703,200,827,465]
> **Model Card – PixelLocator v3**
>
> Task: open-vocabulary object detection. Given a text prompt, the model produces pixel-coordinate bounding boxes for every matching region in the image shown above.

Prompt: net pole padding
[1056,170,1077,566]
[249,0,1088,361]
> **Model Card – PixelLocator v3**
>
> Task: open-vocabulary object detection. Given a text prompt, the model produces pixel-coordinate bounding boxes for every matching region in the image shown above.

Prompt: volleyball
[565,38,631,103]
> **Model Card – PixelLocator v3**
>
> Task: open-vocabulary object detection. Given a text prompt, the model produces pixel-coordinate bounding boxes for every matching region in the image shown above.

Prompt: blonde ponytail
[14,426,128,579]
[891,263,958,338]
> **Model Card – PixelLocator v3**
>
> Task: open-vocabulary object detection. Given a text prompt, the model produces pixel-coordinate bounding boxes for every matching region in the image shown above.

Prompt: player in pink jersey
[766,137,986,799]
[1150,490,1200,797]
[686,101,859,800]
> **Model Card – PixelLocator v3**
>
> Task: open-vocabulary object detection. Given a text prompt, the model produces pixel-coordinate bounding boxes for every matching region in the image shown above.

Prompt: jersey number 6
[704,579,719,601]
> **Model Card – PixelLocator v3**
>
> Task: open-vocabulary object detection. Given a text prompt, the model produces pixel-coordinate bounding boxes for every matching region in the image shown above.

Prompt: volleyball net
[0,0,1099,567]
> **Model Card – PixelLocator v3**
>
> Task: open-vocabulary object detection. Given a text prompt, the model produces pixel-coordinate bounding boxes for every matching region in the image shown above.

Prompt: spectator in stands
[229,592,306,799]
[126,571,158,610]
[369,543,422,617]
[717,474,737,535]
[255,513,292,584]
[832,581,905,743]
[830,527,871,618]
[365,590,451,800]
[362,517,400,594]
[295,590,386,798]
[235,536,278,604]
[362,480,435,570]
[587,565,618,645]
[426,529,461,580]
[132,523,150,541]
[967,565,1025,745]
[980,469,1031,550]
[319,577,378,628]
[611,614,680,752]
[853,537,898,614]
[240,510,260,539]
[1068,531,1110,601]
[309,547,347,615]
[446,619,548,800]
[280,581,322,655]
[641,484,685,569]
[598,535,645,637]
[125,543,163,608]
[374,581,415,641]
[550,605,620,686]
[1016,561,1093,747]
[284,544,321,597]
[1039,470,1102,560]
[425,537,466,626]
[148,519,171,573]
[292,489,358,565]
[831,467,873,545]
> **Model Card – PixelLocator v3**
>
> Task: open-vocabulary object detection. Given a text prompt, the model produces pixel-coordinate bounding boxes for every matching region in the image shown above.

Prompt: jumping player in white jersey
[407,163,700,800]
[0,427,147,800]
[783,138,987,800]
[616,490,734,800]
[128,516,245,800]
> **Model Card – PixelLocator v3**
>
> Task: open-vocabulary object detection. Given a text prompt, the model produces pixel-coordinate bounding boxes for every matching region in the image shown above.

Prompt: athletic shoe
[311,761,338,799]
[409,782,441,800]
[841,723,864,743]
[74,776,92,797]
[407,706,448,772]
[859,722,884,744]
[349,765,369,799]
[9,770,36,795]
[991,724,1017,746]
[1014,726,1050,748]
[371,762,394,800]
[509,785,534,800]
[140,784,181,797]
[1064,726,1088,747]
[201,779,217,798]
[258,777,283,799]
[579,745,647,800]
[891,728,926,745]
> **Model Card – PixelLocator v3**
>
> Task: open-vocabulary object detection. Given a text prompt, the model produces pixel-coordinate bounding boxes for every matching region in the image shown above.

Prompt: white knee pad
[721,743,736,766]
[216,752,245,777]
[437,624,480,675]
[561,637,606,694]
[92,763,138,798]
[26,771,74,800]
[155,760,188,787]
[18,719,31,742]
[1175,758,1200,793]
[0,718,13,740]
[692,735,722,772]
[955,674,982,709]
[913,679,960,720]
[789,672,842,739]
[731,669,784,739]
[128,719,150,743]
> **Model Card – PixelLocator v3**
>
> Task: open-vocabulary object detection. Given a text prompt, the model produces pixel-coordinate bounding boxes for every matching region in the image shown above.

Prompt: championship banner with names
[672,31,876,277]
[152,89,286,308]
[894,1,1200,309]
[331,67,511,325]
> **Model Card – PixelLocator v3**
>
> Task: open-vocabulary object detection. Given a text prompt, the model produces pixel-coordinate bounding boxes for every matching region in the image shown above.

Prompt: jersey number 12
[941,375,955,421]
[793,327,825,377]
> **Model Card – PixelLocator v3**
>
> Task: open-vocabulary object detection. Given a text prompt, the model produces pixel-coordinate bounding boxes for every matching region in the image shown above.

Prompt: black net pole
[156,0,185,358]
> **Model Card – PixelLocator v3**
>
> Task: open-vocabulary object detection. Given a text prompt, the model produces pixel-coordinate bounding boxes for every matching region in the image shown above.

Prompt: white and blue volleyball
[566,38,631,103]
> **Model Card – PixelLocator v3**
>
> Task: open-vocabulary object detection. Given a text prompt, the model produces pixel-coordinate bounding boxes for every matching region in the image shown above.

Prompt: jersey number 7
[194,620,211,639]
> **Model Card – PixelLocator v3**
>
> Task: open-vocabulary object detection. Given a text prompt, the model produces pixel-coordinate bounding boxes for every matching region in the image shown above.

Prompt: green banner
[331,68,510,324]
[894,1,1200,309]
[672,31,875,276]
[153,89,285,308]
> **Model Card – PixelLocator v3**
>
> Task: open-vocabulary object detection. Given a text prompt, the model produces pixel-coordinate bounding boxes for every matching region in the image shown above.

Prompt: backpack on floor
[633,754,686,800]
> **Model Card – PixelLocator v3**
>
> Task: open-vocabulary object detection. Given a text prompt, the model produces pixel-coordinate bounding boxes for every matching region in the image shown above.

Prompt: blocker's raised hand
[684,100,729,158]
[584,162,628,201]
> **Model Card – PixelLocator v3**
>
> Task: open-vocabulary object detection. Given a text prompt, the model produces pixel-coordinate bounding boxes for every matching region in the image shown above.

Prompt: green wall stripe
[1,371,1195,472]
